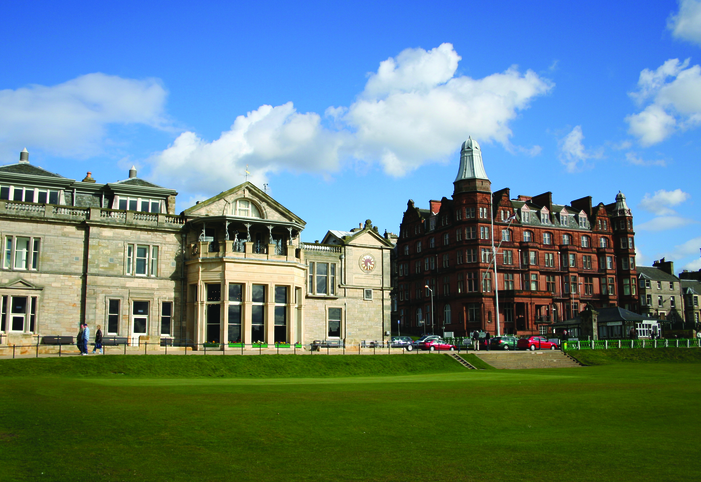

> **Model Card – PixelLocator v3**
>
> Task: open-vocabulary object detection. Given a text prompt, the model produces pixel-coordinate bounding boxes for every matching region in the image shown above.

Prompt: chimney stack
[19,148,29,163]
[129,166,137,179]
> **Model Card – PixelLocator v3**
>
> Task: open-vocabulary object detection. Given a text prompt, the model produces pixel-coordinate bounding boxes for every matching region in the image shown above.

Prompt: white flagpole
[490,193,501,337]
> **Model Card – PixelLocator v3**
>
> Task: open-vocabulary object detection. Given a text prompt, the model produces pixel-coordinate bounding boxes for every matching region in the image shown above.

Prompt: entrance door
[131,301,149,345]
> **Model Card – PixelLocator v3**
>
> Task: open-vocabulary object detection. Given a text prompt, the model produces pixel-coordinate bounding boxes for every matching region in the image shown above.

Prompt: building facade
[0,150,393,348]
[679,268,701,330]
[394,138,639,337]
[637,259,685,327]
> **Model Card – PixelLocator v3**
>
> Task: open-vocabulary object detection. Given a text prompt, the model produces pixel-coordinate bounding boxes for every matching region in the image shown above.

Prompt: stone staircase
[474,350,583,369]
[449,353,477,369]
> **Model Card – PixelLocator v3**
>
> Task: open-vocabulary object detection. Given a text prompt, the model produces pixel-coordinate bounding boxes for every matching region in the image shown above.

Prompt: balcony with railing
[191,239,302,262]
[0,200,185,228]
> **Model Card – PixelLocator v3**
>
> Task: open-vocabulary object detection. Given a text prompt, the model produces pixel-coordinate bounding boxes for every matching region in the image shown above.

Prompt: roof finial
[19,148,29,163]
[129,166,137,179]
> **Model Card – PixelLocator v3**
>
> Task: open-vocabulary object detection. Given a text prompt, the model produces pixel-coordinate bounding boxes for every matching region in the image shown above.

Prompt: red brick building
[394,138,638,337]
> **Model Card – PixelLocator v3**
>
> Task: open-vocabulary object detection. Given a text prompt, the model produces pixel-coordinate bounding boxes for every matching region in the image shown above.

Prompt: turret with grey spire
[454,137,491,194]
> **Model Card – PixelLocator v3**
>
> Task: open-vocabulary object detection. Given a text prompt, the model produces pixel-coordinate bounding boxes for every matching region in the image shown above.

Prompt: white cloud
[684,257,701,271]
[624,152,667,167]
[662,236,701,266]
[635,216,696,231]
[150,103,347,194]
[344,44,552,175]
[147,43,553,187]
[361,43,460,99]
[625,105,677,146]
[668,0,701,46]
[629,59,689,105]
[557,126,602,172]
[637,189,697,233]
[639,188,690,215]
[0,73,168,158]
[626,59,701,145]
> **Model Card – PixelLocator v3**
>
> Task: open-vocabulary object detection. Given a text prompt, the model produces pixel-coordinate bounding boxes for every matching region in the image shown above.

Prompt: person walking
[76,323,85,355]
[93,325,103,354]
[82,323,90,355]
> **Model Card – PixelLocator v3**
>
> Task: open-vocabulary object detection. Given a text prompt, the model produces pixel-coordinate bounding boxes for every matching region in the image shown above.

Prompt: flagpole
[490,193,501,337]
[489,199,517,338]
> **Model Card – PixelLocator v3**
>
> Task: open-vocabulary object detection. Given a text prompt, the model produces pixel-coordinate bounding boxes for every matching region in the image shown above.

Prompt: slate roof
[0,163,64,178]
[327,230,353,239]
[637,266,679,283]
[112,178,166,189]
[682,279,701,296]
[553,306,655,326]
[594,306,652,323]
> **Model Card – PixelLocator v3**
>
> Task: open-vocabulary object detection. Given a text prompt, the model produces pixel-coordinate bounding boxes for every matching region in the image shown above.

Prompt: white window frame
[0,185,61,204]
[3,236,41,271]
[308,261,337,296]
[117,196,163,213]
[1,294,38,334]
[126,244,159,277]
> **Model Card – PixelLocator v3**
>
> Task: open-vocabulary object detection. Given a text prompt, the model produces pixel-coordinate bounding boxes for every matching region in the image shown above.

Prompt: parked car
[406,335,440,351]
[490,336,518,350]
[390,336,413,348]
[517,336,559,351]
[419,338,457,352]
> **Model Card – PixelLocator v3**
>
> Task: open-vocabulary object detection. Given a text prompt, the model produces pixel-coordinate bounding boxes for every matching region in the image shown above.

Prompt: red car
[517,336,559,351]
[419,338,457,352]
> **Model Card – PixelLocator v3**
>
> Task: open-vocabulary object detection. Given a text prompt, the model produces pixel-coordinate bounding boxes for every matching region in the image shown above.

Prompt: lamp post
[425,285,434,335]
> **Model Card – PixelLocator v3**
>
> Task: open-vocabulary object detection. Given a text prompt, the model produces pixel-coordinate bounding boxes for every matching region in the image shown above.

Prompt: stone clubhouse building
[0,149,393,349]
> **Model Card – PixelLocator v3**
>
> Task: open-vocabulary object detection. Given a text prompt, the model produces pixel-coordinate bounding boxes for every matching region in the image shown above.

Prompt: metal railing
[562,338,701,350]
[0,339,486,358]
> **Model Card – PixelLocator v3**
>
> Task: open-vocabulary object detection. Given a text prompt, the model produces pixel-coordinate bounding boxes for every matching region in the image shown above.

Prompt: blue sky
[2,0,701,272]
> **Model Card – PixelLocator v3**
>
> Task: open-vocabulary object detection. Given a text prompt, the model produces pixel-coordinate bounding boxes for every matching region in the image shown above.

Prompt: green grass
[459,353,496,369]
[0,353,466,378]
[1,353,700,481]
[568,347,701,365]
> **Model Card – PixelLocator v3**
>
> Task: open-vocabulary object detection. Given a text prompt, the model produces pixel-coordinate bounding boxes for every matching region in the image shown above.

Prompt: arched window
[523,231,533,242]
[232,199,262,218]
[443,304,452,325]
[416,308,423,325]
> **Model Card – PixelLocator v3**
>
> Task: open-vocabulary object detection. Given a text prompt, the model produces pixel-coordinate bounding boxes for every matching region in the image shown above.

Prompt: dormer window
[117,197,162,213]
[540,209,551,224]
[232,199,261,218]
[578,214,588,228]
[0,185,61,205]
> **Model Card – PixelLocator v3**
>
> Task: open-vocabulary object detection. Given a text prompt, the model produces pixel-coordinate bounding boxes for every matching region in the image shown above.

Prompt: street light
[425,285,434,335]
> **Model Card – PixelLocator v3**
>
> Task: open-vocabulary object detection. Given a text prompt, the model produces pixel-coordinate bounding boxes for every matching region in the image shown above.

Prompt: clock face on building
[359,254,376,272]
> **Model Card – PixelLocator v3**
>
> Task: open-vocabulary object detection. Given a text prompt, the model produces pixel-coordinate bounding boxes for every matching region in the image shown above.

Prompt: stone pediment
[347,231,388,247]
[183,181,305,227]
[1,278,43,291]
